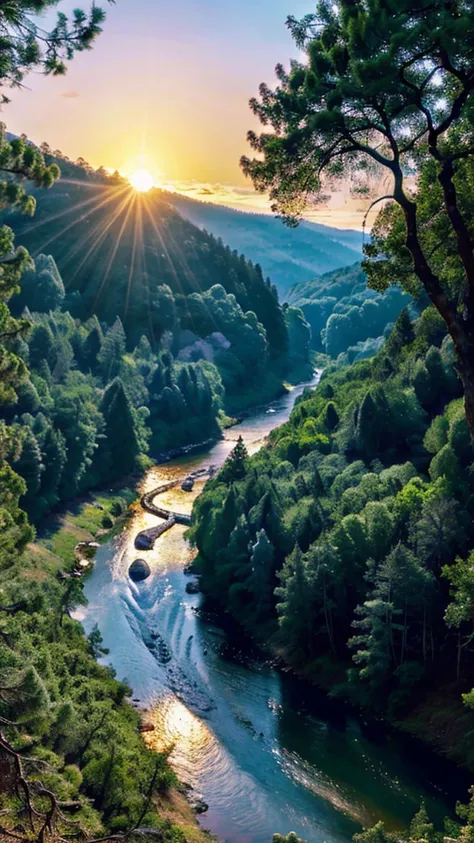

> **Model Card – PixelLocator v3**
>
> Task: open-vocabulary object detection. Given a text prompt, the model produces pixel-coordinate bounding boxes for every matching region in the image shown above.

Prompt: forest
[166,192,362,296]
[0,154,314,525]
[3,0,474,842]
[288,263,413,361]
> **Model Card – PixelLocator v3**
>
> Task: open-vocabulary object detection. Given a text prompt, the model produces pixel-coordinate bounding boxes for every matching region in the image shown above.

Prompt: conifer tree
[98,378,140,480]
[275,546,314,658]
[15,428,42,516]
[97,317,126,382]
[82,316,103,372]
[221,435,248,483]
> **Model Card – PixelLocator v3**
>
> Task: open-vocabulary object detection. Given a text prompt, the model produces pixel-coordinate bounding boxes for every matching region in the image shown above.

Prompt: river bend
[79,376,463,843]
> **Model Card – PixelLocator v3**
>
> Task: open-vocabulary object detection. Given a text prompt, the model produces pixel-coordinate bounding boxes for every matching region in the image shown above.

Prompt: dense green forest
[3,153,303,363]
[0,153,313,525]
[190,0,474,837]
[190,305,473,720]
[0,3,210,842]
[4,0,474,841]
[288,263,413,361]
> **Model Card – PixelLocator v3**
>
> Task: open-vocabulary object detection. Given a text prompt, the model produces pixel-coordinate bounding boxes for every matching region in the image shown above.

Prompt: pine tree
[241,0,474,434]
[351,545,433,692]
[29,323,55,366]
[221,436,248,483]
[135,335,153,361]
[409,803,435,843]
[97,378,141,480]
[275,546,314,658]
[15,428,43,515]
[39,426,67,512]
[97,317,126,382]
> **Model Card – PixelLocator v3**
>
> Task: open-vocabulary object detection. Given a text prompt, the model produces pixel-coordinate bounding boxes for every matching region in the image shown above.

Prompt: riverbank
[26,487,214,843]
[142,471,474,779]
[257,628,474,774]
[78,371,467,843]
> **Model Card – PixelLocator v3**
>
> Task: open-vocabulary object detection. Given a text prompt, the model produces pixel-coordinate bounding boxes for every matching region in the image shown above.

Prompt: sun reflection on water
[145,695,214,764]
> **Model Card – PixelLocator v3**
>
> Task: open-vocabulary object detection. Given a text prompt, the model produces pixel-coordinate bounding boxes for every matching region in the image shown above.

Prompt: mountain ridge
[166,191,363,297]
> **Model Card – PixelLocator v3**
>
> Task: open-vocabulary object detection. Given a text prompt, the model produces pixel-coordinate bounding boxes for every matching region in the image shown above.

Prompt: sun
[129,169,155,193]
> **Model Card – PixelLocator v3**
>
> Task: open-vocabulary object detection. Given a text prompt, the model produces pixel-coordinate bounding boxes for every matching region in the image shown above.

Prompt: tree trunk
[397,186,474,439]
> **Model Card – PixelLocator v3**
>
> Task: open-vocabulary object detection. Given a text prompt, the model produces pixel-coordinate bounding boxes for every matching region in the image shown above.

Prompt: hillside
[288,262,412,359]
[3,156,313,386]
[166,192,362,297]
[189,306,474,773]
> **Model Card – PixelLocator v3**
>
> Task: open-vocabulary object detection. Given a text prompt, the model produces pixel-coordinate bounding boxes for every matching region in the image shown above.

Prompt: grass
[155,791,216,843]
[28,486,137,570]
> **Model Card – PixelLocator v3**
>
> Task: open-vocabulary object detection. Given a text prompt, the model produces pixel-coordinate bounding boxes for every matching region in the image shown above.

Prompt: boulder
[135,534,153,551]
[191,798,209,815]
[185,579,200,595]
[181,478,194,492]
[129,559,151,582]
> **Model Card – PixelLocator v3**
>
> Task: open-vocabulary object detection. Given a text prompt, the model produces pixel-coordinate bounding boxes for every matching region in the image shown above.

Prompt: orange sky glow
[4,0,384,230]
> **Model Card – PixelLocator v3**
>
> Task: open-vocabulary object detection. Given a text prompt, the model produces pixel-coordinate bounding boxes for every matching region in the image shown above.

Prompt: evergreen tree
[221,436,248,483]
[29,323,55,366]
[275,546,314,658]
[97,317,126,382]
[82,316,103,372]
[15,428,43,516]
[14,254,65,313]
[351,545,433,694]
[39,425,67,513]
[97,378,141,480]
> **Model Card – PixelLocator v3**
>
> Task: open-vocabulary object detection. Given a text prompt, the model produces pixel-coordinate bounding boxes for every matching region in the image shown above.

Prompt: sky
[4,1,373,229]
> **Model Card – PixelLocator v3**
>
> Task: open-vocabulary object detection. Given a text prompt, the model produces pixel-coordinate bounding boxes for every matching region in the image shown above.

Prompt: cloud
[60,91,80,99]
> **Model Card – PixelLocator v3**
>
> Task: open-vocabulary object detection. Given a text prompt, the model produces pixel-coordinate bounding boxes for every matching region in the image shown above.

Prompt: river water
[80,375,466,843]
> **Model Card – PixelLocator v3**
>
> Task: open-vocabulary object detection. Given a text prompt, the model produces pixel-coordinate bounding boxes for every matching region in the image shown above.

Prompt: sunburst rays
[19,174,222,337]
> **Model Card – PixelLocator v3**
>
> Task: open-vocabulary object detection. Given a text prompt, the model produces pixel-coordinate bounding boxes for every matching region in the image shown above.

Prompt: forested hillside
[3,155,298,360]
[288,263,413,361]
[0,5,208,843]
[5,0,474,840]
[189,0,474,834]
[167,192,362,297]
[0,151,315,527]
[190,306,474,762]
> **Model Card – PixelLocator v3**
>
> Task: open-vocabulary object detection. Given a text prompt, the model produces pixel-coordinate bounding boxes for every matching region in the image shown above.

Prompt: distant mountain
[166,193,363,298]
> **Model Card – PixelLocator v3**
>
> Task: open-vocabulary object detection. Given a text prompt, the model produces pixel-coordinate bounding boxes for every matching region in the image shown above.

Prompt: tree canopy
[242,0,474,433]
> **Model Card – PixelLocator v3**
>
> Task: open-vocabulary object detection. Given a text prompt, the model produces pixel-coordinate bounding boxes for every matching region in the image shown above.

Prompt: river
[79,375,466,843]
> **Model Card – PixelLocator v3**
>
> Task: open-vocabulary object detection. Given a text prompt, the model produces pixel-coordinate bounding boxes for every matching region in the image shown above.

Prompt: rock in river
[185,579,200,595]
[129,559,151,582]
[181,478,194,492]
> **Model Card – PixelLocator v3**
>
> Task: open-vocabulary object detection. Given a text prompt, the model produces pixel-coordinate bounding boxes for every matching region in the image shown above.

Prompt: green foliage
[12,253,65,314]
[289,264,412,360]
[241,0,474,434]
[190,309,474,722]
[273,834,306,843]
[221,435,249,483]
